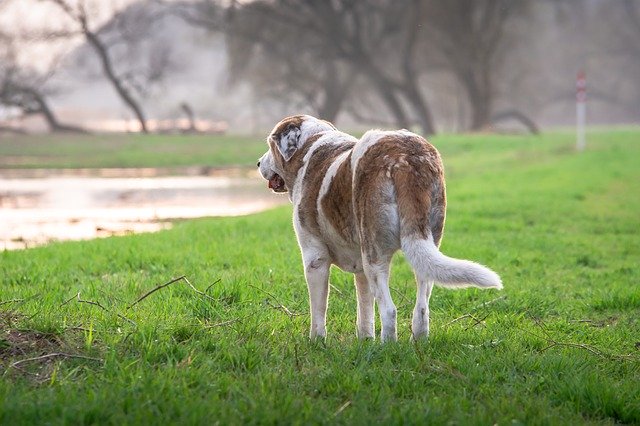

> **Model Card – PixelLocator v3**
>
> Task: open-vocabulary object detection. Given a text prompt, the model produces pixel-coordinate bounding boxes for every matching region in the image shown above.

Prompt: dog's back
[348,130,501,289]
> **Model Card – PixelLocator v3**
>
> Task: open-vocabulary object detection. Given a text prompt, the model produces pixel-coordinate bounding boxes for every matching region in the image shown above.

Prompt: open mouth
[268,174,286,192]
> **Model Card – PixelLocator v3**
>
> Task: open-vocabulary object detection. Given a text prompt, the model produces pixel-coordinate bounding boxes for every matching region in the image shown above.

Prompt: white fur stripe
[291,131,356,204]
[351,130,383,175]
[303,131,355,163]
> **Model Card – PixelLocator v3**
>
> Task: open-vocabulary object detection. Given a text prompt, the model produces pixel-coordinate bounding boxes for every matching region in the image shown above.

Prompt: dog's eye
[256,161,261,167]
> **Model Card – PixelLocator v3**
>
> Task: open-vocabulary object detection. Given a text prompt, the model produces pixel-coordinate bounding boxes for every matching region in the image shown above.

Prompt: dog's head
[257,115,336,193]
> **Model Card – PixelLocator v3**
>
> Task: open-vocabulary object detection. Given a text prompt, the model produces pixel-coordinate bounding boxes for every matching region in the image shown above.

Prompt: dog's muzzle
[268,174,286,192]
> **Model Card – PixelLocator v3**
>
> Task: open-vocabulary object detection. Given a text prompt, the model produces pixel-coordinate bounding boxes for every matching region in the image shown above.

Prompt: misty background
[1,0,639,135]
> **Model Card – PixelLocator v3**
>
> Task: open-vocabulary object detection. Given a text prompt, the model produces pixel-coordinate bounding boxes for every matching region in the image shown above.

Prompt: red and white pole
[576,71,587,151]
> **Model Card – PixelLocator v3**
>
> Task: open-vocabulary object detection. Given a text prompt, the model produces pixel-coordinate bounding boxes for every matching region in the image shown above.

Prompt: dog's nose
[256,160,261,167]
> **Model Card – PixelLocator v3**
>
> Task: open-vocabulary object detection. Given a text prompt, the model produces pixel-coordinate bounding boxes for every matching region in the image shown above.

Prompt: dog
[257,115,502,341]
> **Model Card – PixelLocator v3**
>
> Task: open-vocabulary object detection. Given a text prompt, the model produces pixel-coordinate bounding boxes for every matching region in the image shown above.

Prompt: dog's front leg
[302,250,330,339]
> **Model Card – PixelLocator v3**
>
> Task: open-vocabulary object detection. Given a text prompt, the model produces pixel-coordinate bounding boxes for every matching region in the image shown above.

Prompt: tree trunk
[457,67,493,131]
[400,85,436,135]
[83,29,148,133]
[180,102,197,132]
[28,88,88,133]
[399,0,436,135]
[491,109,540,134]
[365,69,410,128]
[317,63,351,123]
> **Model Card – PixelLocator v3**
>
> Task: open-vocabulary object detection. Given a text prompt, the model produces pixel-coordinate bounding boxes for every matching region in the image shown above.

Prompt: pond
[0,168,288,250]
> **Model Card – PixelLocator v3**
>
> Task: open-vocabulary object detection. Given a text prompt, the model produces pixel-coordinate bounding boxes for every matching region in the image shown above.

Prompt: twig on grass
[444,313,488,329]
[247,284,303,318]
[471,295,506,311]
[463,312,490,331]
[1,293,40,311]
[444,314,473,328]
[77,293,137,326]
[128,275,221,310]
[205,279,222,293]
[333,400,352,417]
[128,275,186,309]
[10,352,103,370]
[64,325,121,334]
[60,292,80,307]
[441,295,506,330]
[97,288,128,305]
[329,283,344,296]
[0,298,25,307]
[202,317,244,328]
[390,286,412,309]
[539,341,611,357]
[182,276,218,303]
[525,316,636,361]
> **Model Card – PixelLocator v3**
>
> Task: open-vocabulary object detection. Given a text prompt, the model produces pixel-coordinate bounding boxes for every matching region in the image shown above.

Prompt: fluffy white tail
[402,236,503,289]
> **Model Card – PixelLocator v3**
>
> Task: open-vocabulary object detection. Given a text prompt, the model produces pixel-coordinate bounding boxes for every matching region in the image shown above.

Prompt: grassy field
[1,129,639,424]
[0,133,267,169]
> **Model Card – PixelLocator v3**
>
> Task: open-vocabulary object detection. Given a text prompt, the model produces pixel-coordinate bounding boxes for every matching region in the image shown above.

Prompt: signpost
[576,71,587,151]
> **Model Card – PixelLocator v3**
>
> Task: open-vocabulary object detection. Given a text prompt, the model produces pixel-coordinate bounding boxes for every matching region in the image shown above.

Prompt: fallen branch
[526,316,636,361]
[333,401,352,418]
[539,341,610,357]
[390,286,412,309]
[329,283,344,296]
[463,313,490,331]
[60,292,80,307]
[182,276,218,303]
[248,284,303,318]
[0,298,25,306]
[10,352,103,370]
[205,279,222,293]
[77,293,137,326]
[444,313,488,329]
[128,275,186,309]
[128,276,221,309]
[471,295,507,311]
[1,293,40,309]
[203,318,243,328]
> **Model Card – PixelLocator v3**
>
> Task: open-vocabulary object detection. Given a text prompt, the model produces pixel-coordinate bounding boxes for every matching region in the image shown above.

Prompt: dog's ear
[274,123,302,161]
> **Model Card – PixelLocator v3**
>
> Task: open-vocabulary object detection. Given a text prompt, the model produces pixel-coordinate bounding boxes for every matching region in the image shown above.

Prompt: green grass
[0,133,267,169]
[1,129,639,424]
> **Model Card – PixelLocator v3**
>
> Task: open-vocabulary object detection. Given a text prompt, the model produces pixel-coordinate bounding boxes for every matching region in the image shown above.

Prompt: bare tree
[0,31,86,133]
[215,0,438,133]
[296,0,437,133]
[588,0,640,118]
[223,1,355,123]
[38,0,158,133]
[424,0,530,131]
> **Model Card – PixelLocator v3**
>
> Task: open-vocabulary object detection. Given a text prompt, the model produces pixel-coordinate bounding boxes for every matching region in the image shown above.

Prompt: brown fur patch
[353,134,445,262]
[320,152,357,244]
[298,142,355,236]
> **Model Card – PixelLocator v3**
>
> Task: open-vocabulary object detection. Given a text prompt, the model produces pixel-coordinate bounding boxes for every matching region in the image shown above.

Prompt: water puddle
[0,168,287,250]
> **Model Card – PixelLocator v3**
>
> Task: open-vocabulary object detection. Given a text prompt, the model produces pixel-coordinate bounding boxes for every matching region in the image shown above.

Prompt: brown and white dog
[257,115,502,341]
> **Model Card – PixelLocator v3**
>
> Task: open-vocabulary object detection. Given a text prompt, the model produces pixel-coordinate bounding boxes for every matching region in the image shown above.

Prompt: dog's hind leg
[354,272,375,338]
[362,256,396,342]
[411,275,434,340]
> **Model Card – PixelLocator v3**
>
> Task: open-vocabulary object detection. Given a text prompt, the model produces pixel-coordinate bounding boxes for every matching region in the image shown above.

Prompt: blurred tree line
[1,0,639,134]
